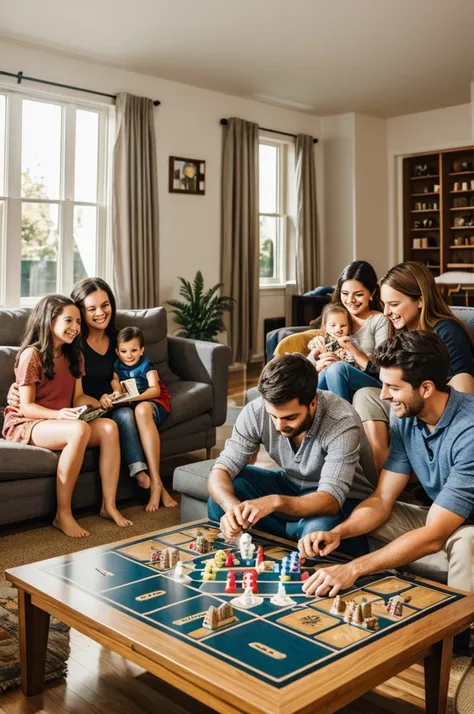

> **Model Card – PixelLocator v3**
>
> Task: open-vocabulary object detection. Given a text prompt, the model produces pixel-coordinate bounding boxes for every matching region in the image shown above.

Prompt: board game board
[42,521,465,689]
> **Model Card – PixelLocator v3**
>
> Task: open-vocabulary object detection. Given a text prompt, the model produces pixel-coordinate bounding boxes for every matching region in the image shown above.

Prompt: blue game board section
[147,593,257,637]
[46,551,156,593]
[203,619,333,681]
[103,574,199,615]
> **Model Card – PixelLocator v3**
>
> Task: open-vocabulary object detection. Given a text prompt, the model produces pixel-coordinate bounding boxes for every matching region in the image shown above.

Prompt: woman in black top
[70,278,152,490]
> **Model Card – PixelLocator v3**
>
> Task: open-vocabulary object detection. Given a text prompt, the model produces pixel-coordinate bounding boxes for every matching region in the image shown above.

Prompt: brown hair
[258,354,318,407]
[332,261,382,312]
[320,302,352,334]
[71,277,117,341]
[117,326,144,348]
[17,295,83,380]
[380,261,474,348]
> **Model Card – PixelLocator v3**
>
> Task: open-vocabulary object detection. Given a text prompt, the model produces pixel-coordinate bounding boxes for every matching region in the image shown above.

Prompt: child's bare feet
[53,512,89,538]
[146,483,178,511]
[136,471,150,489]
[100,505,133,527]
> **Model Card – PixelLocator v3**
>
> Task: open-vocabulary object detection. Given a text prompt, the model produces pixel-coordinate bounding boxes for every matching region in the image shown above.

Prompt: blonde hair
[380,262,473,348]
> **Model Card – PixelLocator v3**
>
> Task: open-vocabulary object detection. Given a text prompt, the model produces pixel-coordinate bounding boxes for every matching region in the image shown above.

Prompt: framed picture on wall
[169,156,206,195]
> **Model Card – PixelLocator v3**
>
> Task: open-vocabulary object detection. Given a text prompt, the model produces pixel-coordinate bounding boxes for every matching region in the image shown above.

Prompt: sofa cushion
[0,308,30,346]
[161,381,213,431]
[116,307,179,384]
[0,440,58,481]
[172,459,216,501]
[0,346,18,405]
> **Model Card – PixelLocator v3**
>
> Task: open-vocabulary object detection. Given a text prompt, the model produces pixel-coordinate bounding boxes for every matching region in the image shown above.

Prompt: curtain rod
[0,70,161,106]
[220,118,318,144]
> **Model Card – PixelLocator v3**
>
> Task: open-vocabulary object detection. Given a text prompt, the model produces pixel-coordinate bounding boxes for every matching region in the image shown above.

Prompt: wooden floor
[2,364,429,713]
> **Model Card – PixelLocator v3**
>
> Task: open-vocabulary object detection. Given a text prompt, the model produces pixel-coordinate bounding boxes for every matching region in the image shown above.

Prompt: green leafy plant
[167,271,234,341]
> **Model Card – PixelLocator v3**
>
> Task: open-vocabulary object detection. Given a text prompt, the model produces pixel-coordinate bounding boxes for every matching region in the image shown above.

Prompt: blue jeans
[207,465,368,557]
[317,361,381,403]
[109,406,147,478]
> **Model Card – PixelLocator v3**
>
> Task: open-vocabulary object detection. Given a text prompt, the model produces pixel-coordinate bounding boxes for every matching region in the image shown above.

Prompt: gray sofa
[0,306,231,527]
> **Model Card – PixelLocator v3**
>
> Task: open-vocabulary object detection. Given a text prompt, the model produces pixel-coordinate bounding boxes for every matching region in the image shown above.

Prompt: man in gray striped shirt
[208,354,376,554]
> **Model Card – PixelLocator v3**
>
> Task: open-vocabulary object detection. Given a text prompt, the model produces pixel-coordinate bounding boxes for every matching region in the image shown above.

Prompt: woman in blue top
[353,261,474,471]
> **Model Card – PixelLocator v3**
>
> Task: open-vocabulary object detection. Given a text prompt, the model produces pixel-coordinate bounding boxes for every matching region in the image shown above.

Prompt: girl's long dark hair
[71,277,117,342]
[332,261,383,312]
[17,295,83,380]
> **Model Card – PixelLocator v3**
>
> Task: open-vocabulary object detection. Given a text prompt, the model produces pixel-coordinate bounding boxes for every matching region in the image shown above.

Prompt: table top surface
[6,519,474,714]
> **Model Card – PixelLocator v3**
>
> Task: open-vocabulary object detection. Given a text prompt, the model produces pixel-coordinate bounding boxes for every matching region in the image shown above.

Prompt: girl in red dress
[2,295,133,538]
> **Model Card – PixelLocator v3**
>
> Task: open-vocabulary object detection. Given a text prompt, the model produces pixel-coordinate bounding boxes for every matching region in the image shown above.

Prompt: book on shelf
[76,378,140,423]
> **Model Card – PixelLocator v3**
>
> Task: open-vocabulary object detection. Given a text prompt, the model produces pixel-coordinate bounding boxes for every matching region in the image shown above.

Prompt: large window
[259,140,287,285]
[0,91,108,306]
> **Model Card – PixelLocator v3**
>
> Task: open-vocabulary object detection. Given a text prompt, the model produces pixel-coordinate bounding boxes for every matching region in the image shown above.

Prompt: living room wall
[0,38,320,356]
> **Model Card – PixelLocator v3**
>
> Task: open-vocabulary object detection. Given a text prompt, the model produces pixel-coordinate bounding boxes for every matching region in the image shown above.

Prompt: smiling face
[381,284,421,331]
[264,397,317,439]
[325,311,350,339]
[116,337,144,367]
[339,280,371,318]
[82,290,113,332]
[52,305,81,347]
[379,366,426,418]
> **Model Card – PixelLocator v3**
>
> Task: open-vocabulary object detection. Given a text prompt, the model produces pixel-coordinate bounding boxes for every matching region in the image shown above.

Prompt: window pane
[0,95,5,196]
[22,100,62,200]
[260,216,278,279]
[75,110,99,202]
[21,202,59,297]
[73,205,97,284]
[259,143,278,214]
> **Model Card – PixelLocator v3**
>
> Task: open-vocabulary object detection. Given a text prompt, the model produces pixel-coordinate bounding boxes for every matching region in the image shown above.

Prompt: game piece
[202,562,216,581]
[194,535,212,554]
[330,595,347,615]
[256,545,264,560]
[362,616,379,630]
[230,586,263,609]
[225,572,237,593]
[224,551,234,567]
[202,603,237,630]
[270,583,296,607]
[301,571,310,581]
[242,571,258,593]
[352,603,364,625]
[387,595,404,617]
[171,560,191,583]
[273,562,280,573]
[213,550,226,568]
[361,599,372,620]
[239,533,256,560]
[158,547,179,570]
[343,601,355,623]
[150,550,159,562]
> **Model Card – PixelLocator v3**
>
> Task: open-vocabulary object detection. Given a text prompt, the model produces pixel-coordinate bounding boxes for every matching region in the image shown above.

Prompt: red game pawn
[301,571,310,581]
[224,552,234,567]
[225,572,236,593]
[243,572,258,594]
[257,545,264,559]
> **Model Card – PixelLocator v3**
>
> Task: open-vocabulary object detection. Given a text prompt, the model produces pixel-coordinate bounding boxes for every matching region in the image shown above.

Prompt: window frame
[0,88,110,307]
[258,137,288,288]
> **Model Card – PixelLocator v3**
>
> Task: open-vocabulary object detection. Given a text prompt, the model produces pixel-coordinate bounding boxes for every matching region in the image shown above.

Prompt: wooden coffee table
[6,518,474,714]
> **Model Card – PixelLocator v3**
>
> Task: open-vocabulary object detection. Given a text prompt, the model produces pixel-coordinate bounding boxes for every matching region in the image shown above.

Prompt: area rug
[0,577,70,692]
[448,655,474,714]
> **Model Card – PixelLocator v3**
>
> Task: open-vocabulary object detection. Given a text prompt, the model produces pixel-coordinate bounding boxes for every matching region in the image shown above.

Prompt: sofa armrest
[167,337,231,427]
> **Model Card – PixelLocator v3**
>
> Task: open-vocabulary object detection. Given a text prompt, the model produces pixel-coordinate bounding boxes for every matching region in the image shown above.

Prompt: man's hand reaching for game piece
[302,561,359,598]
[240,495,279,527]
[219,504,251,540]
[298,527,341,559]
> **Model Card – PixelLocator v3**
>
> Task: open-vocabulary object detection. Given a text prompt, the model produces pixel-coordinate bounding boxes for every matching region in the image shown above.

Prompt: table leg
[424,636,453,714]
[17,589,51,696]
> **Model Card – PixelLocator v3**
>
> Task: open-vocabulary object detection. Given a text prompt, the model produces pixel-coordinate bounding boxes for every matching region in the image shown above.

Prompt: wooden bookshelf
[403,146,474,305]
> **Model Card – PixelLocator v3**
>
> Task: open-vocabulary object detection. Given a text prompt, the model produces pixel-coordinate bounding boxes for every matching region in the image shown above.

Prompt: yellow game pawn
[213,551,226,569]
[279,573,291,582]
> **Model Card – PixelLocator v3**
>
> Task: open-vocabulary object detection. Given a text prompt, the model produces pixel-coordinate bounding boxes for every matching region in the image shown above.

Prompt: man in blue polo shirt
[299,331,474,619]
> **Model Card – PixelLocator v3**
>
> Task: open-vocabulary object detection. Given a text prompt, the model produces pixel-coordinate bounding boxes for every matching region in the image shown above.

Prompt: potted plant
[167,271,234,341]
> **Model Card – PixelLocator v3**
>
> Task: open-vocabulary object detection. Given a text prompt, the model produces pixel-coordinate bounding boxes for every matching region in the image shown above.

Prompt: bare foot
[146,484,178,511]
[100,505,133,527]
[53,513,89,538]
[135,471,150,489]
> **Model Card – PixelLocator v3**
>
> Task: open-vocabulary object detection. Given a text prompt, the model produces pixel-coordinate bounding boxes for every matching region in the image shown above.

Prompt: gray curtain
[112,93,160,309]
[221,118,259,364]
[296,134,319,293]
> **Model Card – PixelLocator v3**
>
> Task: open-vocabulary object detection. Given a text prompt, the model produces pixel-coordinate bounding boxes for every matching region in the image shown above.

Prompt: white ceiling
[1,0,474,118]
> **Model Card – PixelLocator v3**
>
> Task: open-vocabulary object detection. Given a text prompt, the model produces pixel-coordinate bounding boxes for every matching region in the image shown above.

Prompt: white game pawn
[171,560,191,583]
[230,586,263,609]
[270,583,296,607]
[239,533,256,560]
